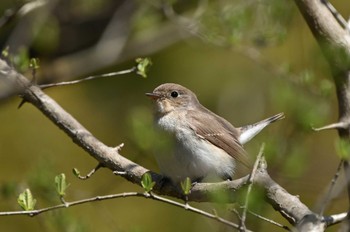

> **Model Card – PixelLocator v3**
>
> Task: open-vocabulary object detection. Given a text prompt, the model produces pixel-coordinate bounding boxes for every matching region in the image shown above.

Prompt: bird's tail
[238,112,285,145]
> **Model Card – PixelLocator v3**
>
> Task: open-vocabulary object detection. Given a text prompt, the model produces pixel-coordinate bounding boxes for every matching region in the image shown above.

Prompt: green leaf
[335,139,350,160]
[136,57,152,78]
[180,177,192,195]
[141,173,155,192]
[17,188,36,211]
[72,168,80,177]
[29,58,40,70]
[2,46,9,58]
[55,173,70,197]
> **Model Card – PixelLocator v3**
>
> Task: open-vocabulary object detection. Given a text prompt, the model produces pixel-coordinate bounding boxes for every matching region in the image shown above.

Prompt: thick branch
[255,158,313,225]
[294,0,350,229]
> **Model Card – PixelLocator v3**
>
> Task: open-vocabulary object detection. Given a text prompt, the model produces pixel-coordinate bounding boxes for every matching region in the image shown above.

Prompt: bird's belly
[155,113,235,182]
[157,135,235,182]
[178,138,235,181]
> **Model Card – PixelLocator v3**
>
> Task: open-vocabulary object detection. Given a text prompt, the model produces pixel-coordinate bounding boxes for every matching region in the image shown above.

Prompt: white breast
[155,112,235,182]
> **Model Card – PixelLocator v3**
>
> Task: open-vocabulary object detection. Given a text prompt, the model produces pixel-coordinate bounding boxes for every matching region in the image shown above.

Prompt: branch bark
[294,0,350,230]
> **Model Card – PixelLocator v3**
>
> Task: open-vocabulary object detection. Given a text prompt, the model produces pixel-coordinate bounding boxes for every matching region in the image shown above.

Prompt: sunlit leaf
[72,168,80,178]
[2,46,9,58]
[29,58,40,70]
[136,57,152,78]
[180,177,192,195]
[55,173,70,197]
[17,188,36,211]
[141,173,155,192]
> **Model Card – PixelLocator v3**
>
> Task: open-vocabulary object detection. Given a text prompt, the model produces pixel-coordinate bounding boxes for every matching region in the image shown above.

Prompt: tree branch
[39,67,136,89]
[240,144,265,230]
[294,0,350,229]
[312,121,348,132]
[293,0,350,124]
[0,191,248,230]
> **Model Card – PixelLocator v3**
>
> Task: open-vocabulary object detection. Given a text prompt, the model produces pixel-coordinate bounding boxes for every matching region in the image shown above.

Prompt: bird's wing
[186,110,252,169]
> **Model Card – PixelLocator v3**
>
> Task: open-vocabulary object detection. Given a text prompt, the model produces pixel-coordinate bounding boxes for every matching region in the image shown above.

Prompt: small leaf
[335,139,350,160]
[29,58,40,70]
[2,46,9,58]
[141,173,155,192]
[136,57,152,78]
[180,177,192,195]
[55,173,70,197]
[17,188,36,211]
[72,168,80,177]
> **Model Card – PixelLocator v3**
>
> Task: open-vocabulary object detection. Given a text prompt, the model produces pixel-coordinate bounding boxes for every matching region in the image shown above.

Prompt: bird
[146,83,284,183]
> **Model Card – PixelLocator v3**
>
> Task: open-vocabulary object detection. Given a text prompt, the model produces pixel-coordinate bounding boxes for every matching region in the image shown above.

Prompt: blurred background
[0,0,349,231]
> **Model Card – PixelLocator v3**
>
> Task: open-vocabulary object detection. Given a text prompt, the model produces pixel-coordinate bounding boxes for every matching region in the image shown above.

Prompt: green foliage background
[0,0,349,231]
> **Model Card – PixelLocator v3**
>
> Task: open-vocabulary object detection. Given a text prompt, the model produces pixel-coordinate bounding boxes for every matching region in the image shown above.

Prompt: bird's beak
[145,92,162,100]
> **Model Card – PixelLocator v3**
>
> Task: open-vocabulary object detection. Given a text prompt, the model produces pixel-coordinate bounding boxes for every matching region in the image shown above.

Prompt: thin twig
[247,209,290,231]
[323,211,348,226]
[0,192,142,216]
[150,193,249,231]
[240,143,265,231]
[59,196,68,207]
[39,67,136,89]
[0,191,249,231]
[312,121,348,132]
[231,207,242,221]
[76,163,103,180]
[113,143,124,152]
[319,159,344,215]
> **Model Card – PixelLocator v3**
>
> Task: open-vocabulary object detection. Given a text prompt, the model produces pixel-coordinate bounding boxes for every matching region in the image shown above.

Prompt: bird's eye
[170,91,179,98]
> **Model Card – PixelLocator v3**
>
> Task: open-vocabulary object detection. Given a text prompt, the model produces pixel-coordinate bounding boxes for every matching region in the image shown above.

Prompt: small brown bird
[146,83,284,182]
